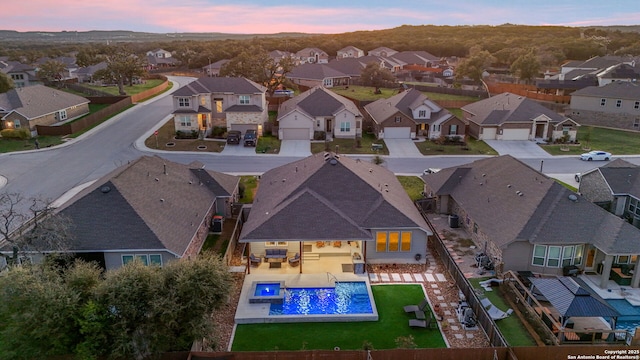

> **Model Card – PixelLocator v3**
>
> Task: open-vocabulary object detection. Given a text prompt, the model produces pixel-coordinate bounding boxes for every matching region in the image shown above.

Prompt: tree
[455,46,496,83]
[75,46,104,67]
[37,60,66,86]
[360,62,396,92]
[102,45,145,95]
[510,50,541,83]
[0,72,14,93]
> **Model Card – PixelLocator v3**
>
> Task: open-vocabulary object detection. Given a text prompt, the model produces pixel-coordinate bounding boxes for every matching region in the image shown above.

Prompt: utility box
[211,215,224,234]
[448,214,459,228]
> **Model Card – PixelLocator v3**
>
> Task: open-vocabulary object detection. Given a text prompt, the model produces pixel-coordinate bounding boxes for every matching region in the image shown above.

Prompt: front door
[535,123,545,138]
[585,247,596,272]
[326,118,332,133]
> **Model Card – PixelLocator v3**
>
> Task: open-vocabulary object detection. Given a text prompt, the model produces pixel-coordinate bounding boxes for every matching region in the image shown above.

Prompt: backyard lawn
[231,284,446,351]
[238,176,258,204]
[542,126,640,156]
[468,278,536,347]
[398,175,425,201]
[331,85,479,102]
[84,78,166,96]
[310,133,388,155]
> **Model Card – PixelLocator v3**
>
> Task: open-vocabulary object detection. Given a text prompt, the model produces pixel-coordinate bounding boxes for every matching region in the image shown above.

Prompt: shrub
[0,128,30,139]
[175,130,198,139]
[211,126,227,137]
[313,131,326,140]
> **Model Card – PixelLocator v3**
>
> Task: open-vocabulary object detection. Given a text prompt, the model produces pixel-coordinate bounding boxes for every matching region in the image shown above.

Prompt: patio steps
[303,253,320,261]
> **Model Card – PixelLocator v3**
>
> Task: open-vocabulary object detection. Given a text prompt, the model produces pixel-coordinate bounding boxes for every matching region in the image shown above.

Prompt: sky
[5,0,640,34]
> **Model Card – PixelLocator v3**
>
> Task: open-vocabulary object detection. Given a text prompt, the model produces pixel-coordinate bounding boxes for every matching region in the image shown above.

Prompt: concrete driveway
[483,140,552,159]
[221,144,257,156]
[384,139,423,158]
[279,140,311,156]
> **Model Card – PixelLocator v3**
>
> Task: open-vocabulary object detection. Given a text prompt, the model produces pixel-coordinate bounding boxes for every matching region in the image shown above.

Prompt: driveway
[221,144,257,156]
[483,140,552,159]
[279,140,311,156]
[384,139,423,158]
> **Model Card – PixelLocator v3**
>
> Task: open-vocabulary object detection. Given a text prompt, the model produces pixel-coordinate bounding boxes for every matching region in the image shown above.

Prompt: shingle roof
[277,86,361,120]
[571,81,640,100]
[171,77,267,96]
[422,155,640,254]
[0,85,89,120]
[364,88,453,125]
[598,160,640,198]
[56,156,237,255]
[597,63,640,80]
[462,92,566,126]
[240,153,429,242]
[529,277,619,318]
[288,63,349,80]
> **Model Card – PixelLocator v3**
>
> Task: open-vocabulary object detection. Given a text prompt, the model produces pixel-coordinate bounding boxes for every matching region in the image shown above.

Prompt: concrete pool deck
[234,272,378,324]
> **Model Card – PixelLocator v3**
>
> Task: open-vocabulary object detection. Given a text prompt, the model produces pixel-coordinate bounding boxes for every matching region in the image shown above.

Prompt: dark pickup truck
[243,129,257,147]
[226,130,241,144]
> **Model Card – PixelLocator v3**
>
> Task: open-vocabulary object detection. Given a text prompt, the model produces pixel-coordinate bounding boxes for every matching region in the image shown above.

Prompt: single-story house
[0,84,90,134]
[578,159,640,229]
[364,88,464,139]
[171,77,268,137]
[422,155,640,289]
[569,81,640,131]
[287,63,351,89]
[239,152,432,274]
[203,59,229,77]
[8,156,239,270]
[462,92,579,141]
[276,86,363,140]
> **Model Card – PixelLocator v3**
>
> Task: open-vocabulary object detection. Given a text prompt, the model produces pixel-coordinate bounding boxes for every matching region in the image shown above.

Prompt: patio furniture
[249,253,261,267]
[404,298,429,314]
[333,241,342,247]
[409,318,429,328]
[316,241,325,248]
[288,252,301,266]
[264,248,287,262]
[269,262,282,269]
[480,297,513,321]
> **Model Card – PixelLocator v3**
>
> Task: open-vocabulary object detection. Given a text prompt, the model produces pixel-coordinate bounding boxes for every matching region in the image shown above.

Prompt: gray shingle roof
[171,77,267,97]
[240,153,429,242]
[277,86,361,120]
[364,88,453,126]
[288,63,349,80]
[0,85,89,120]
[571,81,640,100]
[599,160,640,198]
[462,92,566,125]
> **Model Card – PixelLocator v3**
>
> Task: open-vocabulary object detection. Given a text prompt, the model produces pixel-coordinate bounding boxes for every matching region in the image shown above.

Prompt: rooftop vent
[100,186,111,193]
[568,194,578,202]
[329,158,338,165]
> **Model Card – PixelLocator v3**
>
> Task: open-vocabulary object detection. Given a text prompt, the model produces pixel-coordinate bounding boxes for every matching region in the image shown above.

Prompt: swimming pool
[607,299,640,335]
[270,281,373,315]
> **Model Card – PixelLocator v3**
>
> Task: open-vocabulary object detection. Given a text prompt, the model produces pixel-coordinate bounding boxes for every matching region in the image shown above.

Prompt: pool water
[269,281,373,315]
[254,283,281,297]
[607,299,640,335]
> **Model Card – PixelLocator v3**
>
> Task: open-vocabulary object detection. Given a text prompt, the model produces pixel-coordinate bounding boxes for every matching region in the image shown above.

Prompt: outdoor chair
[409,319,427,328]
[404,298,429,314]
[480,297,513,320]
[288,252,301,267]
[249,253,261,267]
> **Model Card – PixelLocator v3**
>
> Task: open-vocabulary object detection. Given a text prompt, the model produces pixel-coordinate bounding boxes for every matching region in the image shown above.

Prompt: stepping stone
[440,302,449,308]
[450,302,458,307]
[425,274,436,282]
[437,296,444,301]
[402,273,413,282]
[455,259,464,263]
[434,290,441,294]
[414,273,425,282]
[450,325,460,331]
[454,334,464,339]
[380,273,390,282]
[436,274,447,282]
[466,333,475,338]
[426,269,434,273]
[369,273,379,282]
[464,273,474,278]
[391,273,401,281]
[444,310,452,316]
[446,318,456,323]
[431,284,438,288]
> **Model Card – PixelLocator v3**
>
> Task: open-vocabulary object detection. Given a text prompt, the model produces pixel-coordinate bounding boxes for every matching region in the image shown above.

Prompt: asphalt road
[1,76,639,210]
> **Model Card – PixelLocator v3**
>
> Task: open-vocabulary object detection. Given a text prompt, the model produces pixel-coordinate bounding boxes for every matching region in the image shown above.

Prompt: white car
[580,150,611,161]
[423,168,441,175]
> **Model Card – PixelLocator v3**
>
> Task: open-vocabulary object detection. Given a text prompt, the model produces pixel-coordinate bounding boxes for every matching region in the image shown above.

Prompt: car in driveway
[423,168,441,175]
[580,150,611,161]
[243,129,257,147]
[273,89,294,97]
[226,130,241,145]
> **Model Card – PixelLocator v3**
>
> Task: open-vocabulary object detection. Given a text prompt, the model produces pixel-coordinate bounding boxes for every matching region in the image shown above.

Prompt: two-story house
[171,77,268,137]
[363,88,464,139]
[1,62,40,87]
[276,86,363,140]
[287,63,351,89]
[337,46,364,59]
[145,48,179,70]
[295,48,329,64]
[569,81,640,131]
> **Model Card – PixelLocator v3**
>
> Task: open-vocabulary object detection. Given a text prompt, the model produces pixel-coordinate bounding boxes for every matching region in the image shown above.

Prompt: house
[268,50,296,64]
[202,59,229,77]
[363,88,464,139]
[38,156,239,270]
[295,47,329,64]
[337,46,364,59]
[0,85,90,134]
[387,51,440,69]
[368,47,398,58]
[578,159,640,229]
[171,77,268,137]
[569,81,640,131]
[287,63,351,89]
[421,155,640,289]
[239,152,432,274]
[146,48,173,59]
[326,56,398,77]
[36,56,79,81]
[596,63,640,86]
[276,86,363,140]
[75,62,107,83]
[462,92,579,141]
[1,62,40,87]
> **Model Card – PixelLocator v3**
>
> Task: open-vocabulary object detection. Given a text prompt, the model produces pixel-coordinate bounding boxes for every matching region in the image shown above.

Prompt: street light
[208,57,211,77]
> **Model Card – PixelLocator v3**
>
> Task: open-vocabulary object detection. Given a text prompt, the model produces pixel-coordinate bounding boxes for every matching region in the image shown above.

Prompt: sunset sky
[6,0,640,34]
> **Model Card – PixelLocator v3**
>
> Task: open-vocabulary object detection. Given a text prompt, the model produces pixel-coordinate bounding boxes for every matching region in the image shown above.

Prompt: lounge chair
[409,319,427,328]
[404,298,429,314]
[480,297,513,320]
[249,253,261,267]
[288,252,301,266]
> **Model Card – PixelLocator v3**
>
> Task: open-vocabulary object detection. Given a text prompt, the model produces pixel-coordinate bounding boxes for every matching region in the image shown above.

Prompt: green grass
[331,85,480,102]
[231,284,446,351]
[415,137,497,156]
[0,136,63,153]
[555,179,577,192]
[468,278,536,347]
[83,79,165,96]
[311,133,388,154]
[256,134,280,154]
[398,176,424,201]
[543,126,640,156]
[238,176,258,204]
[201,233,221,253]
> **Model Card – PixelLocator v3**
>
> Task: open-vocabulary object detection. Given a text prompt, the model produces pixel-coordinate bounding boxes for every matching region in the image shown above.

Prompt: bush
[175,130,198,139]
[211,126,227,138]
[313,131,326,140]
[0,128,30,139]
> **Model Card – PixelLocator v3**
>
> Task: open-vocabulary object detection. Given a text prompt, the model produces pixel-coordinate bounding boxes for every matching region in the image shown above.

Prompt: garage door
[282,128,309,140]
[230,124,257,135]
[480,127,497,140]
[501,129,531,140]
[384,127,411,139]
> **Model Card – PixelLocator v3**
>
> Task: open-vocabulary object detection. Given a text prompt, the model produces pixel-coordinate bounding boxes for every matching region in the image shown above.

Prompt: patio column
[631,256,640,288]
[599,254,614,289]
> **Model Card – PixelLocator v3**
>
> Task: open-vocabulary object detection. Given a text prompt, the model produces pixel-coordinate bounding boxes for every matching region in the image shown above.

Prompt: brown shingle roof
[0,85,89,120]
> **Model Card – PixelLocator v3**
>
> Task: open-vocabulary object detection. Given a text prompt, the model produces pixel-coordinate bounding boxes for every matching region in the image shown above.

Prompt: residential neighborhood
[2,20,640,360]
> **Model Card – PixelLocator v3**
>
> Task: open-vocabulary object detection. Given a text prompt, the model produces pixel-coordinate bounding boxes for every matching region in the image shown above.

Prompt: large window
[239,95,250,105]
[546,246,561,267]
[376,231,412,252]
[214,99,223,112]
[532,245,584,267]
[449,124,458,135]
[178,97,190,107]
[340,122,350,132]
[122,254,163,266]
[532,245,546,266]
[12,120,20,128]
[179,116,191,127]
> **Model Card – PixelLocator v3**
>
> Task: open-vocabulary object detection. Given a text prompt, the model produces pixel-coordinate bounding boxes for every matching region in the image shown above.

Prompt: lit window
[239,95,250,105]
[388,232,399,252]
[200,96,207,106]
[178,97,190,107]
[376,232,387,252]
[617,255,630,264]
[401,232,411,251]
[215,99,223,112]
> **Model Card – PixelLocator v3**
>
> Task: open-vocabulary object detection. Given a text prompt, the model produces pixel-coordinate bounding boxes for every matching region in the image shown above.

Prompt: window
[340,122,350,132]
[418,110,426,118]
[634,119,639,128]
[376,232,387,252]
[122,254,162,266]
[179,116,191,127]
[265,241,287,246]
[449,124,458,135]
[122,255,134,265]
[573,245,584,265]
[634,101,639,110]
[629,198,640,217]
[12,121,20,128]
[473,223,478,234]
[616,255,630,264]
[616,99,622,108]
[11,74,24,80]
[149,254,162,266]
[178,97,190,107]
[376,231,411,252]
[136,255,149,266]
[388,232,399,251]
[214,99,223,112]
[546,246,561,267]
[239,95,250,105]
[433,124,441,132]
[600,98,606,107]
[562,246,574,267]
[394,116,402,123]
[562,126,570,135]
[532,245,546,266]
[356,120,361,129]
[200,96,207,106]
[401,232,411,251]
[57,110,67,121]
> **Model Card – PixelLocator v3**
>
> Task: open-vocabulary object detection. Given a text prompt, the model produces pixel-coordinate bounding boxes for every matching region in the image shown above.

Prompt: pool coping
[235,273,378,324]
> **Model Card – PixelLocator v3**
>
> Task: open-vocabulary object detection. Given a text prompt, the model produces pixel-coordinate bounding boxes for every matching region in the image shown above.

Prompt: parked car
[273,89,294,97]
[243,129,257,147]
[580,150,611,161]
[423,168,441,175]
[575,173,581,182]
[227,130,241,145]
